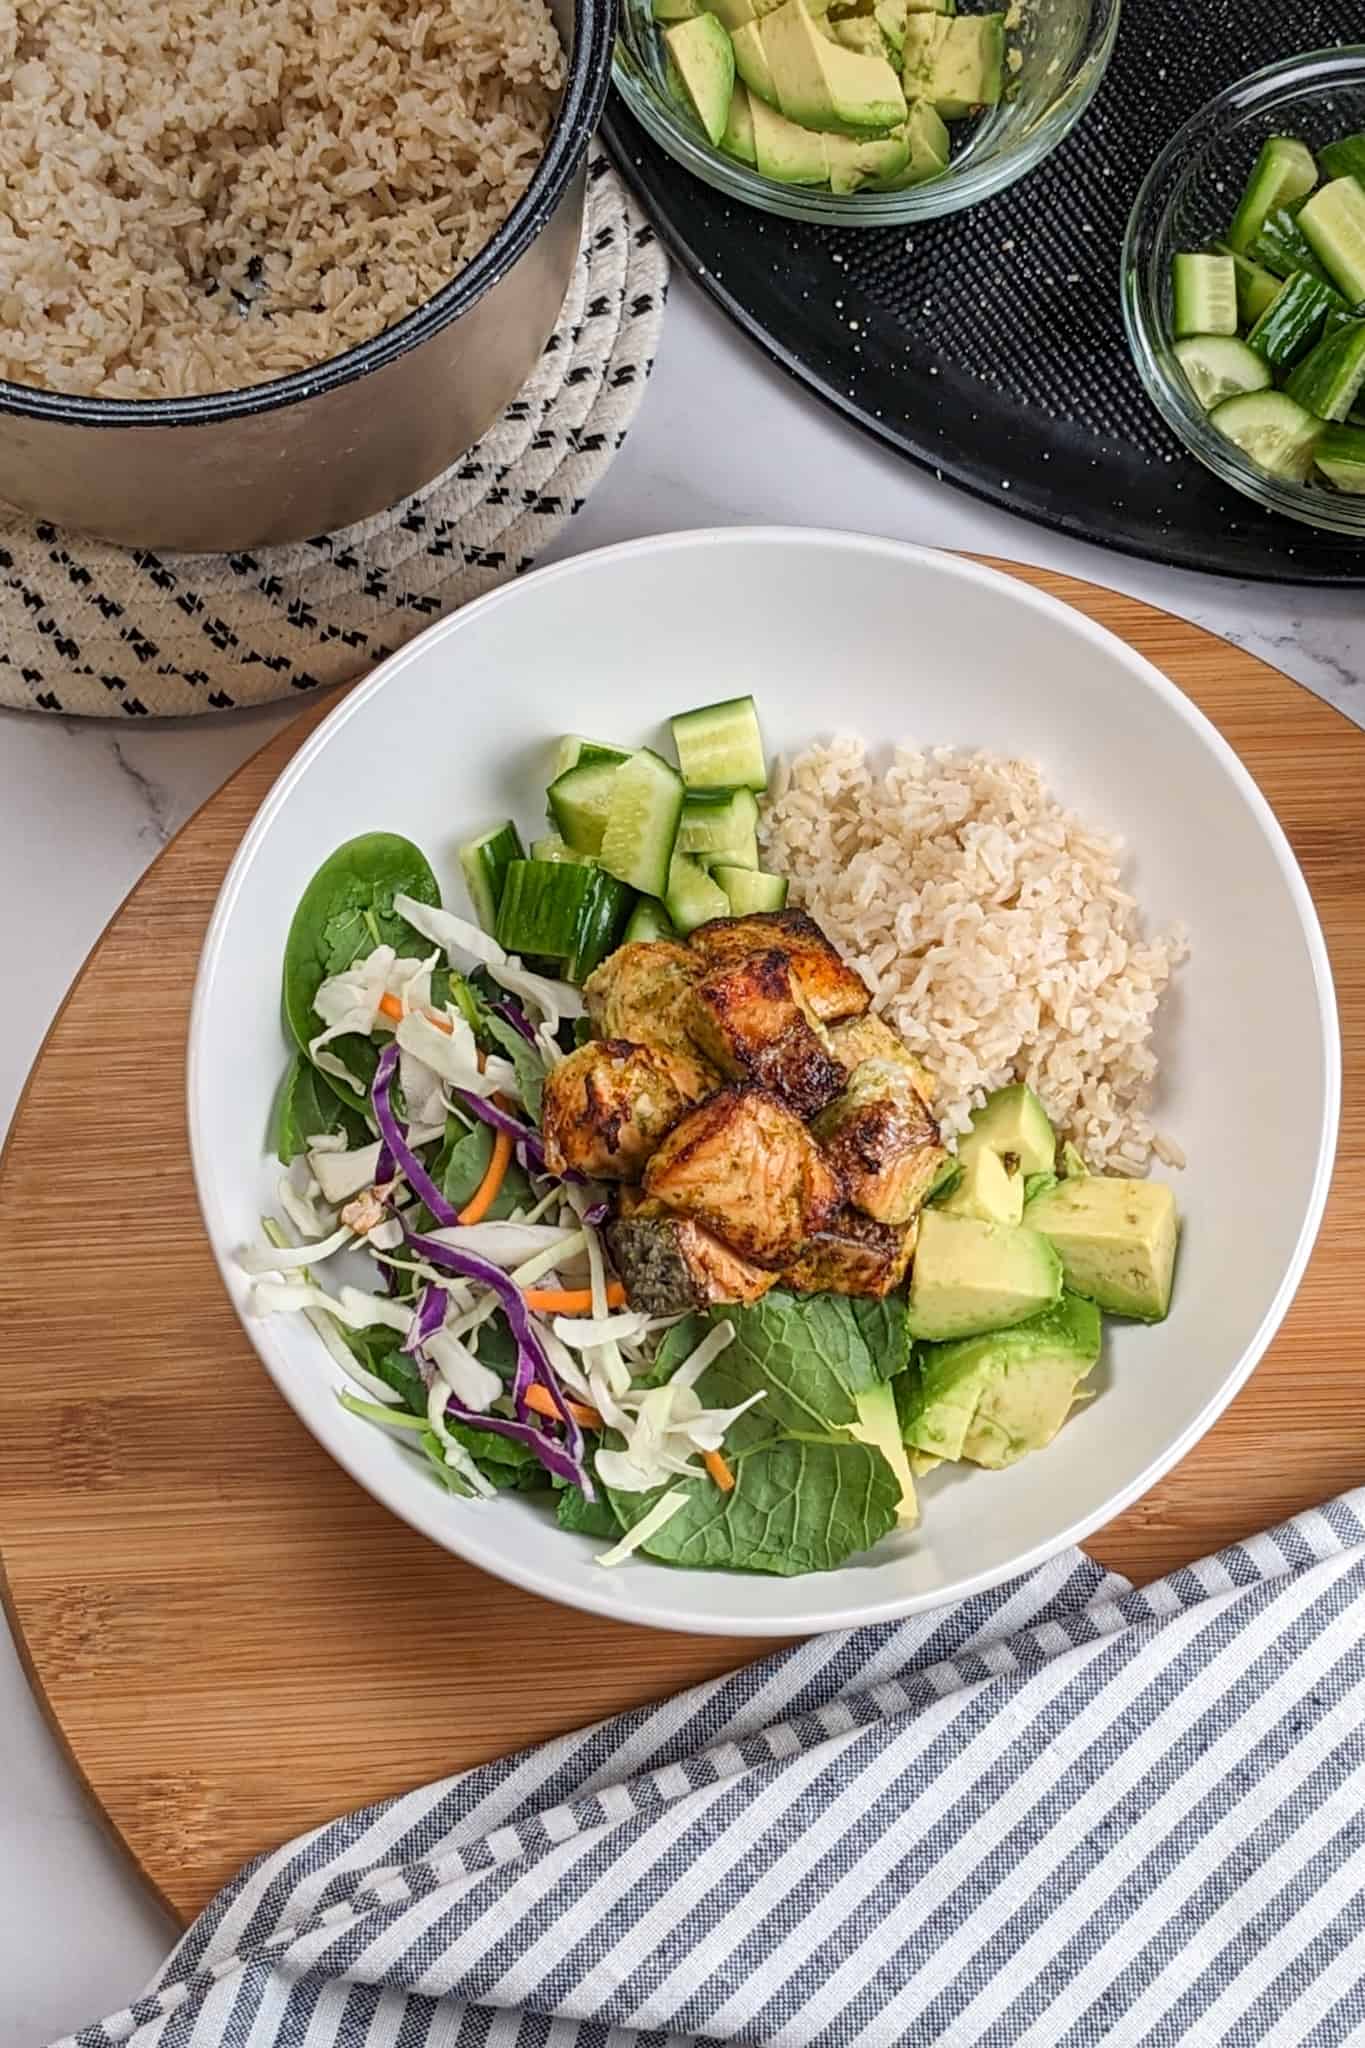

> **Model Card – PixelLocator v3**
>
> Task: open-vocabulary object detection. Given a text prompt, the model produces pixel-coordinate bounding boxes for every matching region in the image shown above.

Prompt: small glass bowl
[1122,47,1365,540]
[612,0,1120,225]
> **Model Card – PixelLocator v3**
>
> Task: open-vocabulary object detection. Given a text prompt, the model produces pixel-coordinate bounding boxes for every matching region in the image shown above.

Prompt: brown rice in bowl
[761,738,1188,1175]
[0,0,565,399]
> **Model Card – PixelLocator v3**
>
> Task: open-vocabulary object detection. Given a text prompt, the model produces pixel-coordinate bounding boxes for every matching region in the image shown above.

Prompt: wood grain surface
[2,558,1362,1927]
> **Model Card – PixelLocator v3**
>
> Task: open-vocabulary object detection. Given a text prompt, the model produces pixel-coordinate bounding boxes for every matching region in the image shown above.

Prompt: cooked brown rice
[761,739,1188,1176]
[0,0,565,399]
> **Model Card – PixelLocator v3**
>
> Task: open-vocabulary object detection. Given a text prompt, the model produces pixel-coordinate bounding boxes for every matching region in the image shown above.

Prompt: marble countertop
[2,272,1361,2047]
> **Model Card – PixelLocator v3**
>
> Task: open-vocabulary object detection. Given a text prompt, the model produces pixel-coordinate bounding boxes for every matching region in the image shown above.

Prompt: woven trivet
[0,150,667,718]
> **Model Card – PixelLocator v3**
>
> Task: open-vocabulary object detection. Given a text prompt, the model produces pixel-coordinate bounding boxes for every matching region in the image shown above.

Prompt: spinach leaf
[849,1296,912,1381]
[557,1480,623,1540]
[656,1292,885,1435]
[281,833,440,1108]
[609,1439,899,1576]
[363,1340,428,1417]
[473,1311,519,1381]
[440,1119,532,1220]
[270,1051,369,1165]
[444,1420,550,1491]
[480,1008,546,1121]
[604,1292,905,1574]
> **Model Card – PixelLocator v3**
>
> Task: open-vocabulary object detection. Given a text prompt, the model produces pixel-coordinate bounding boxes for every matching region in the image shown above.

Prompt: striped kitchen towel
[62,1494,1365,2048]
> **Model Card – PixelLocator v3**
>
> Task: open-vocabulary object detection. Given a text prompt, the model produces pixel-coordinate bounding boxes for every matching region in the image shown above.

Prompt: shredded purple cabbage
[493,998,538,1048]
[373,1044,459,1228]
[438,1392,585,1487]
[454,1087,547,1172]
[403,1225,593,1498]
[582,1199,609,1227]
[403,1280,448,1356]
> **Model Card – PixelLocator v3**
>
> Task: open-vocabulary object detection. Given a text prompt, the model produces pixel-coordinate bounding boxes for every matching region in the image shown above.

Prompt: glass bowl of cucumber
[1123,47,1365,537]
[611,0,1119,224]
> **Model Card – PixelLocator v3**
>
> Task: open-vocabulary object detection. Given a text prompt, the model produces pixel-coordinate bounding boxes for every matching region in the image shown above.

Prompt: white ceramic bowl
[189,529,1340,1637]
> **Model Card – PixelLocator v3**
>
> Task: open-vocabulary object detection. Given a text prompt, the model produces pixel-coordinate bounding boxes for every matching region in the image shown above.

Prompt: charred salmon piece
[686,948,844,1121]
[784,1208,918,1298]
[541,1039,696,1181]
[688,908,871,1024]
[828,1012,935,1108]
[813,1059,949,1226]
[607,1200,779,1315]
[582,940,717,1100]
[643,1084,843,1267]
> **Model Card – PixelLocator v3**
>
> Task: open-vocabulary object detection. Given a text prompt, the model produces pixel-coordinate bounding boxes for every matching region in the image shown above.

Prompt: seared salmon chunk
[813,1059,948,1225]
[829,1012,935,1107]
[643,1084,843,1266]
[784,1208,918,1298]
[582,940,717,1100]
[689,908,871,1024]
[541,1039,695,1181]
[607,1200,779,1315]
[686,948,844,1119]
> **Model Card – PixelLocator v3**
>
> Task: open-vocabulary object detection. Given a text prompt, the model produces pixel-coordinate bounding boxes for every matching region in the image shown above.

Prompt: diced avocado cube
[720,79,758,161]
[731,17,779,101]
[824,127,910,190]
[873,0,907,55]
[959,1081,1055,1177]
[665,14,736,145]
[831,13,889,57]
[904,9,1002,116]
[654,0,703,19]
[864,96,949,188]
[705,0,758,27]
[749,90,828,180]
[850,1382,918,1525]
[760,0,906,135]
[938,1143,1024,1226]
[1025,1176,1179,1322]
[901,1292,1101,1467]
[906,1208,1063,1342]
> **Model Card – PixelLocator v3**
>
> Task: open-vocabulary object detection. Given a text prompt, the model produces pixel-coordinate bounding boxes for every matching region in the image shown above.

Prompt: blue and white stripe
[62,1497,1365,2048]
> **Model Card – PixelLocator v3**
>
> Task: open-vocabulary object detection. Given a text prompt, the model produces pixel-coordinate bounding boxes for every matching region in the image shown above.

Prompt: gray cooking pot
[0,0,615,553]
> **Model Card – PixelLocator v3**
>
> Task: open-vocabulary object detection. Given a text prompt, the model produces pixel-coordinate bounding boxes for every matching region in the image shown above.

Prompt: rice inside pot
[0,0,565,399]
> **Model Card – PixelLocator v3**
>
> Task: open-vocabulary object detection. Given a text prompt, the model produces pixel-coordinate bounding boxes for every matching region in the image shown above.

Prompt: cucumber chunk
[1318,133,1365,185]
[529,833,595,866]
[623,898,677,943]
[714,865,789,914]
[459,820,525,933]
[1298,179,1365,309]
[598,747,685,898]
[552,736,633,777]
[1315,423,1365,493]
[663,850,731,933]
[568,871,635,983]
[1210,390,1322,481]
[1227,135,1318,255]
[1173,335,1272,411]
[1285,317,1365,423]
[670,695,767,791]
[496,860,596,959]
[1250,207,1331,285]
[676,786,761,857]
[1214,243,1283,327]
[1247,272,1347,371]
[546,759,620,854]
[1171,252,1237,338]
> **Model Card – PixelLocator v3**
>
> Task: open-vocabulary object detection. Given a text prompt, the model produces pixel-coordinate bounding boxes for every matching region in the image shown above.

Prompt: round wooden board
[3,558,1363,1928]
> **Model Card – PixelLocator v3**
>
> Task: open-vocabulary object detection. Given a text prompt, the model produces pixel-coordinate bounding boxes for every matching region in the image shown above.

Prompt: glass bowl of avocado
[612,0,1119,222]
[1123,47,1365,536]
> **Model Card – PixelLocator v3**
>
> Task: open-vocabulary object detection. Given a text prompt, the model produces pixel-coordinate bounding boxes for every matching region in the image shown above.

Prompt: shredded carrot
[704,1449,735,1493]
[458,1127,513,1225]
[523,1281,627,1315]
[378,991,452,1034]
[522,1382,603,1431]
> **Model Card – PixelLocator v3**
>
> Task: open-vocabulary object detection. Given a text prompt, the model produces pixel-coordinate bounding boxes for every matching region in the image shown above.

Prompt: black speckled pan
[603,0,1365,584]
